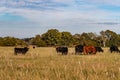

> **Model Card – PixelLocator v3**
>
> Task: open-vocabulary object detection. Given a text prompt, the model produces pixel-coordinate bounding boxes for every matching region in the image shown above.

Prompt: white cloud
[0,6,120,26]
[81,0,120,6]
[0,0,120,37]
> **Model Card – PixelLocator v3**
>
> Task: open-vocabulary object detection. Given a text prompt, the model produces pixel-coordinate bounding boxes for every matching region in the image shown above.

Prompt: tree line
[0,29,120,47]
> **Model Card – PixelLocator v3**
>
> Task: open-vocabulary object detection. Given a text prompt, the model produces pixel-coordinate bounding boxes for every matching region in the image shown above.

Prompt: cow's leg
[14,50,17,55]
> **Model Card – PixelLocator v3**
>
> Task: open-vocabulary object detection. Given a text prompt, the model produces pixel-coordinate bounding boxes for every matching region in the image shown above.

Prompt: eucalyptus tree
[61,31,74,46]
[41,29,61,46]
[30,35,46,47]
[100,31,107,47]
[105,30,119,46]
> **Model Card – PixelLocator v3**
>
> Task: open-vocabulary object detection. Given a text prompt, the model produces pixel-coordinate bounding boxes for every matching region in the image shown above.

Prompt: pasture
[0,47,120,80]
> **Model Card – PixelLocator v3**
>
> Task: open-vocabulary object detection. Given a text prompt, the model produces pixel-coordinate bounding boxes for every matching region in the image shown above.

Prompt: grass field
[0,47,120,80]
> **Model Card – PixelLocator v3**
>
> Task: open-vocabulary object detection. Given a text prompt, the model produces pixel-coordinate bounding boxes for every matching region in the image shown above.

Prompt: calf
[33,46,35,49]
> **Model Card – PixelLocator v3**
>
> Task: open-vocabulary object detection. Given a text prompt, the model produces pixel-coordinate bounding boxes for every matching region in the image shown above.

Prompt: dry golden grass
[0,47,120,80]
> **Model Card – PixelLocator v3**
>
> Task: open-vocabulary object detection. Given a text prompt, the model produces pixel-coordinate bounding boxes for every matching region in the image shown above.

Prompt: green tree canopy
[61,31,74,46]
[41,29,61,46]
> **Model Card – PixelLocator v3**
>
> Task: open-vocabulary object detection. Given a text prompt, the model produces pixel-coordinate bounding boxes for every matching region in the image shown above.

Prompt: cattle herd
[13,45,120,55]
[56,45,120,55]
[56,45,104,55]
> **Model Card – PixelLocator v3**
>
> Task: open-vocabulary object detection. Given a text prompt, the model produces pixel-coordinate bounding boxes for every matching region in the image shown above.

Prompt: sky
[0,0,120,38]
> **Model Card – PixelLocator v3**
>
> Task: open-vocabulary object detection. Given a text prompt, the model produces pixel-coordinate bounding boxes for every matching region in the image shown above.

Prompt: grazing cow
[75,45,84,55]
[95,46,104,53]
[110,46,120,53]
[83,46,96,55]
[14,47,29,55]
[56,46,68,55]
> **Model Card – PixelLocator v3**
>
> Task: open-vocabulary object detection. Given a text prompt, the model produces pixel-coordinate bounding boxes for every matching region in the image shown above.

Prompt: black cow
[14,47,29,55]
[95,46,104,53]
[110,46,120,53]
[75,45,84,55]
[56,46,68,55]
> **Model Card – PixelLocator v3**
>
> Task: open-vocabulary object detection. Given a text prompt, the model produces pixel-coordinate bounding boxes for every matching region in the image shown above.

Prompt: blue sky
[0,0,120,38]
